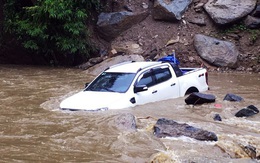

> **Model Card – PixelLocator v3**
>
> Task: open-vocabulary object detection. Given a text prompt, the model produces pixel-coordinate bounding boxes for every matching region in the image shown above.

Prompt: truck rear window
[154,68,172,84]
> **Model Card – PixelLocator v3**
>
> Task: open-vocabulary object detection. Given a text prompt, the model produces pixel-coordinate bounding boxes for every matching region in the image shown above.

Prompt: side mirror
[85,83,89,88]
[134,85,148,93]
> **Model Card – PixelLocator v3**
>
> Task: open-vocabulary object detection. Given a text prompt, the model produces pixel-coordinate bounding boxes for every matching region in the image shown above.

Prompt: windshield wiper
[101,87,117,92]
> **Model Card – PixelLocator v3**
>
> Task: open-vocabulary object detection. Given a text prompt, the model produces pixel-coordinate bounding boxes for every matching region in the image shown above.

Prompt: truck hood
[60,91,126,111]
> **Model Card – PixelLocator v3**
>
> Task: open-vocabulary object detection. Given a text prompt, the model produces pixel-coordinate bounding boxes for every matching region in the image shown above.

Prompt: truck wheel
[185,87,199,95]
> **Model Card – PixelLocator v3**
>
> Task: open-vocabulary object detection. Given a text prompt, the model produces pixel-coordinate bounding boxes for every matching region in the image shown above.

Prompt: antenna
[172,49,176,64]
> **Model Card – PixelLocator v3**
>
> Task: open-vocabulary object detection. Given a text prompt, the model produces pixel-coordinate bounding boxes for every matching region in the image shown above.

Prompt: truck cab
[60,61,208,111]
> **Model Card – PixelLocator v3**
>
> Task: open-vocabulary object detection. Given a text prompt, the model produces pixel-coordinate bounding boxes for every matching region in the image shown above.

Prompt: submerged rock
[213,114,222,121]
[154,118,218,141]
[185,92,216,105]
[114,113,137,131]
[235,105,259,117]
[223,93,243,102]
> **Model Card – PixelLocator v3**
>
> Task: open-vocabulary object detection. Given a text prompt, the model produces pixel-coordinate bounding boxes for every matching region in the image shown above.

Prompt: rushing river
[0,65,259,163]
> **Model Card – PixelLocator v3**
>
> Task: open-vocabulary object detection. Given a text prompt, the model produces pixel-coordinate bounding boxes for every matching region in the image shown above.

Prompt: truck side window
[136,71,155,87]
[154,67,172,84]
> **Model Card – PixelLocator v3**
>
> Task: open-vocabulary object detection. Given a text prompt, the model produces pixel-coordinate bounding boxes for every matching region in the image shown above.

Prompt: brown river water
[0,65,259,163]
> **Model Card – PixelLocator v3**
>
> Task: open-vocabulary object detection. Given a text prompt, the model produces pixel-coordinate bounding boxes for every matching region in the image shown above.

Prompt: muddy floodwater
[0,65,259,163]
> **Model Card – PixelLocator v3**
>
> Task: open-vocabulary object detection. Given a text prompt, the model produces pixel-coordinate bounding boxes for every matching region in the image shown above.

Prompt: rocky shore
[81,0,260,73]
[0,0,259,73]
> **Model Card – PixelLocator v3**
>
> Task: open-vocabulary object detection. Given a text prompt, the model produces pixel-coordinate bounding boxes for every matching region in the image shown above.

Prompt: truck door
[134,70,157,105]
[134,66,179,105]
[152,66,179,100]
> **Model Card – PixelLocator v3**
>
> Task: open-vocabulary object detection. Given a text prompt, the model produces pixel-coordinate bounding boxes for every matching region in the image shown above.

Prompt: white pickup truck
[60,61,209,111]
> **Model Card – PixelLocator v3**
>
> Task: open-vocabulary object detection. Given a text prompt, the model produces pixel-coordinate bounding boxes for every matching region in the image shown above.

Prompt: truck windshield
[85,72,135,93]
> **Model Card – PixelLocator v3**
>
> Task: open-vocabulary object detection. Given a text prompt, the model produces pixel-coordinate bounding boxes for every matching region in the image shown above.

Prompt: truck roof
[105,61,163,73]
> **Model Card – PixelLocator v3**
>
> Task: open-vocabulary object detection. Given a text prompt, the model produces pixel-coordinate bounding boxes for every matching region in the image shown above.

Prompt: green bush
[4,0,101,65]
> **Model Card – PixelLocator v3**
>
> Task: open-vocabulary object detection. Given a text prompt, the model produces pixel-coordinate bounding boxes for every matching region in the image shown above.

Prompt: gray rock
[204,0,257,25]
[153,0,192,21]
[154,118,218,141]
[244,15,260,29]
[213,114,222,121]
[194,34,239,68]
[97,11,149,41]
[235,105,259,117]
[114,113,137,131]
[187,15,206,26]
[89,57,103,64]
[223,93,243,102]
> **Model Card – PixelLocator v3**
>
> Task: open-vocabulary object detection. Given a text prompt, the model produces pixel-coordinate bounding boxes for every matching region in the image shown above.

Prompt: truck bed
[168,62,203,77]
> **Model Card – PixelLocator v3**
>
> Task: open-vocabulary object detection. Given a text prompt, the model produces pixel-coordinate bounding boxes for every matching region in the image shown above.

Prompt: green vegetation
[3,0,101,65]
[248,28,260,43]
[218,23,260,43]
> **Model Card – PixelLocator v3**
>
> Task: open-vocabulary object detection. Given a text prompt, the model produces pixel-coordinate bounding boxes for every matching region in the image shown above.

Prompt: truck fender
[185,87,199,95]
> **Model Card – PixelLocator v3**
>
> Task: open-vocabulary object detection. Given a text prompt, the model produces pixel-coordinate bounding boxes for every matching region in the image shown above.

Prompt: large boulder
[194,34,239,68]
[152,0,192,21]
[204,0,257,25]
[154,118,218,141]
[97,11,149,41]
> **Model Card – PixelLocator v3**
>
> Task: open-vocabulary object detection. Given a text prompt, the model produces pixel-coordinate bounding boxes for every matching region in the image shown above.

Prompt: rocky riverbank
[1,0,259,73]
[82,0,260,73]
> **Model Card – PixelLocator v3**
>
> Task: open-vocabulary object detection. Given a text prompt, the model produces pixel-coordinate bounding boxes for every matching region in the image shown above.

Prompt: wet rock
[78,62,93,70]
[235,105,259,117]
[240,144,257,159]
[89,57,103,64]
[194,34,239,68]
[185,92,216,105]
[84,54,144,76]
[244,15,260,29]
[152,0,192,21]
[213,114,222,121]
[97,11,149,41]
[77,57,104,70]
[114,113,137,131]
[223,93,243,102]
[204,0,257,25]
[154,118,218,141]
[149,151,177,162]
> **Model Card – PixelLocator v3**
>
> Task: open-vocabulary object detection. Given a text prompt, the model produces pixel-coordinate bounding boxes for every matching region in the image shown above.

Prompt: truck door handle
[152,90,157,94]
[171,83,176,86]
[199,73,204,77]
